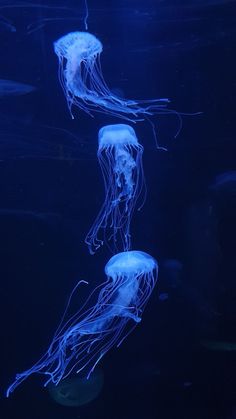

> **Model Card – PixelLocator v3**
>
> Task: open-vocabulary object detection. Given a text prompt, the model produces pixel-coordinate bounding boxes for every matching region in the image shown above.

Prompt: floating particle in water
[158,292,169,301]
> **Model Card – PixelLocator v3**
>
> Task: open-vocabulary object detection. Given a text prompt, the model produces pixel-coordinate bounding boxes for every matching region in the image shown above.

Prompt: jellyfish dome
[105,251,158,316]
[6,250,158,396]
[54,31,102,61]
[53,30,170,119]
[85,124,146,254]
[98,124,139,147]
[105,250,156,278]
[48,368,104,407]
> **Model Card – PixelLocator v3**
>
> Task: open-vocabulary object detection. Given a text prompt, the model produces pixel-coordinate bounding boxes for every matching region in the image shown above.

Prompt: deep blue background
[0,1,236,418]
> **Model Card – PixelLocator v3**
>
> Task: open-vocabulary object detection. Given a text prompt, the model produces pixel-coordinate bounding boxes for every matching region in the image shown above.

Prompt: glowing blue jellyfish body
[53,31,169,119]
[85,124,145,254]
[6,250,158,396]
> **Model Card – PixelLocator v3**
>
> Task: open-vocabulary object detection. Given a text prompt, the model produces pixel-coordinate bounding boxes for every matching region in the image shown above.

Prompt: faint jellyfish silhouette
[0,79,36,96]
[53,31,170,120]
[0,116,92,161]
[85,124,146,254]
[48,368,104,407]
[0,16,16,33]
[6,250,158,396]
[162,259,183,289]
[210,171,236,196]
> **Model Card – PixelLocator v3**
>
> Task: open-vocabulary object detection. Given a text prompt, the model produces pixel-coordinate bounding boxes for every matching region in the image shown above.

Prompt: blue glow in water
[53,31,170,120]
[158,292,169,301]
[6,251,158,396]
[85,124,146,254]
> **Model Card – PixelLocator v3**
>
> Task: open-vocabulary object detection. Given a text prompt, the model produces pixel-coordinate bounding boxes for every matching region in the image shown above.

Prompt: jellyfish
[210,171,236,195]
[0,113,93,161]
[85,124,145,254]
[0,79,36,96]
[6,250,158,396]
[53,31,170,120]
[48,368,104,407]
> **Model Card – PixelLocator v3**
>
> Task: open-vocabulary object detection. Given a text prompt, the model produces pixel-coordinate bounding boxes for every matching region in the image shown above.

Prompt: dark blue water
[0,1,235,418]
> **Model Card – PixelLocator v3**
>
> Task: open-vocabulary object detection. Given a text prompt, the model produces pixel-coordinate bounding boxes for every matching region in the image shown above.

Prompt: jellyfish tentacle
[6,251,158,396]
[85,124,145,254]
[53,31,172,121]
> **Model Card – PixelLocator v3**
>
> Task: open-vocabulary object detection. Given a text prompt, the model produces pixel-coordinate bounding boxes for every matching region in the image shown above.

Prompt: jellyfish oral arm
[85,125,145,254]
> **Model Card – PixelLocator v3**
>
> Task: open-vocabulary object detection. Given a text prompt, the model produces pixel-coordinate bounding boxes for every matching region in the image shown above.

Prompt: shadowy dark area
[0,1,235,418]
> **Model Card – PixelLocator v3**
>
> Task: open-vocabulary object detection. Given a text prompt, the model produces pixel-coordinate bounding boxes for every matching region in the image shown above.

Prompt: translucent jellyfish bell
[53,31,170,119]
[85,124,146,254]
[0,79,36,96]
[54,31,102,60]
[48,368,104,407]
[210,171,236,196]
[6,250,158,396]
[105,250,156,278]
